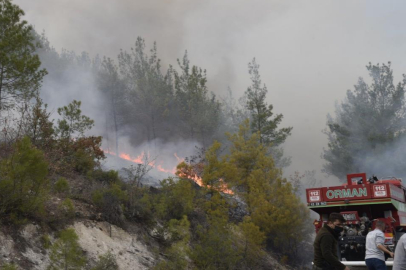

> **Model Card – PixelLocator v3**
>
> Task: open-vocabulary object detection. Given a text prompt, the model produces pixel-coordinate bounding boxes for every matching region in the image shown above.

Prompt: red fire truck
[306,173,406,266]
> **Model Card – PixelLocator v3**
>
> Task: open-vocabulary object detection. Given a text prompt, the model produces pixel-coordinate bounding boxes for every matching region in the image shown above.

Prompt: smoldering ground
[13,0,406,185]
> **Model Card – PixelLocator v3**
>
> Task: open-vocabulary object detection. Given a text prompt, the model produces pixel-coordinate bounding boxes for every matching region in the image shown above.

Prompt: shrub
[73,148,96,174]
[92,184,127,226]
[0,137,49,220]
[154,216,191,270]
[71,136,105,174]
[58,198,75,219]
[41,234,51,249]
[92,252,119,270]
[92,169,119,185]
[92,184,127,205]
[155,178,195,221]
[2,263,18,270]
[125,187,153,222]
[54,177,69,194]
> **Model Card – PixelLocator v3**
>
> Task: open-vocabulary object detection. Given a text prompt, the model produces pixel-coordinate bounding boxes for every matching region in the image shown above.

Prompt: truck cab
[306,173,406,262]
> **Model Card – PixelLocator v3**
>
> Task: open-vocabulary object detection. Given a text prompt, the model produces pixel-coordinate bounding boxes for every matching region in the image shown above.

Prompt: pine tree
[48,228,86,270]
[225,119,279,198]
[0,136,49,219]
[174,51,221,146]
[97,57,124,154]
[118,37,174,142]
[201,140,231,193]
[0,0,47,111]
[191,193,240,270]
[154,216,191,270]
[323,62,406,179]
[56,100,94,140]
[155,178,195,221]
[202,120,311,260]
[238,216,266,268]
[245,58,292,146]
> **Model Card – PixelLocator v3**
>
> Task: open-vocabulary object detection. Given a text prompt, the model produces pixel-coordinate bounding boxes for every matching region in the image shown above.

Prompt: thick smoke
[102,137,202,186]
[14,0,406,186]
[34,47,203,181]
[39,61,103,129]
[354,137,406,181]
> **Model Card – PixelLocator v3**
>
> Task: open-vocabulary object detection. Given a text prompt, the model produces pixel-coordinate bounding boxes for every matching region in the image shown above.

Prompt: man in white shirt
[365,220,394,270]
[393,233,406,270]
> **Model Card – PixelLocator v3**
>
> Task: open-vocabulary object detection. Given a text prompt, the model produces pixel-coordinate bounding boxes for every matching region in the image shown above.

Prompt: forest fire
[103,148,233,194]
[102,148,177,174]
[175,163,233,194]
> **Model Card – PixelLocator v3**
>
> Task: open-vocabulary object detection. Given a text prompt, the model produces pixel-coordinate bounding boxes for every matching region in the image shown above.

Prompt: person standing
[393,233,406,270]
[313,212,350,270]
[365,220,394,270]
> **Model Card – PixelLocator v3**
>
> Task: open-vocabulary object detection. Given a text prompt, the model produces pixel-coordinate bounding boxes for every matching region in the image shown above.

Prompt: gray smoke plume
[13,0,406,186]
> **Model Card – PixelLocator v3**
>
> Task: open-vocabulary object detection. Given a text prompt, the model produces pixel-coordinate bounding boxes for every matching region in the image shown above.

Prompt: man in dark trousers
[365,220,393,270]
[313,212,350,270]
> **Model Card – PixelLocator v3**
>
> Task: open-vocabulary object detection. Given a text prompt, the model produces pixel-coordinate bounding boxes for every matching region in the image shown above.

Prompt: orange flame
[174,153,184,162]
[102,148,173,173]
[176,165,233,194]
[103,148,233,194]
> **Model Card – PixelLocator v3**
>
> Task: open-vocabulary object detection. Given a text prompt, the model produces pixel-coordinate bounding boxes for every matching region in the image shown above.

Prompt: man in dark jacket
[313,212,350,270]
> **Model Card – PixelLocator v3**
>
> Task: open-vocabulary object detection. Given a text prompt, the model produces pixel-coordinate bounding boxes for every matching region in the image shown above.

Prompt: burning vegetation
[103,147,234,194]
[0,0,322,269]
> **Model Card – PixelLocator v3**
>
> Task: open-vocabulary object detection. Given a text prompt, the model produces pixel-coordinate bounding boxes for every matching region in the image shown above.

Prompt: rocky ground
[0,186,293,269]
[0,220,156,270]
[0,217,295,269]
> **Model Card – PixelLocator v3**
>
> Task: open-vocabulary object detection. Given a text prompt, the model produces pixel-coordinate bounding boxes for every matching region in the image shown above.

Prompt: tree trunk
[111,95,119,155]
[0,66,3,111]
[151,112,156,142]
[105,111,110,150]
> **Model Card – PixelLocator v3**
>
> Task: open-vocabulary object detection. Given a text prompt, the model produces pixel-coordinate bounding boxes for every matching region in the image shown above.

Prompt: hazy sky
[13,0,406,184]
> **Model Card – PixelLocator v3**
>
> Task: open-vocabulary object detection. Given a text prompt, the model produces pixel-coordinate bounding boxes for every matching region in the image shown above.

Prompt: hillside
[0,0,313,269]
[0,186,293,270]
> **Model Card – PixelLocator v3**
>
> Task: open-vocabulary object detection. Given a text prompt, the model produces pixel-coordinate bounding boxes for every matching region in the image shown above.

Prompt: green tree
[0,0,47,111]
[121,161,153,222]
[155,178,195,221]
[52,100,103,175]
[23,97,55,149]
[201,141,231,193]
[244,58,292,167]
[92,183,127,233]
[262,178,310,255]
[224,119,279,198]
[174,51,221,146]
[56,100,94,140]
[191,193,240,270]
[245,58,292,146]
[118,37,174,142]
[323,62,406,180]
[154,215,191,270]
[238,216,266,269]
[97,57,124,154]
[48,228,86,270]
[0,136,49,219]
[201,120,311,261]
